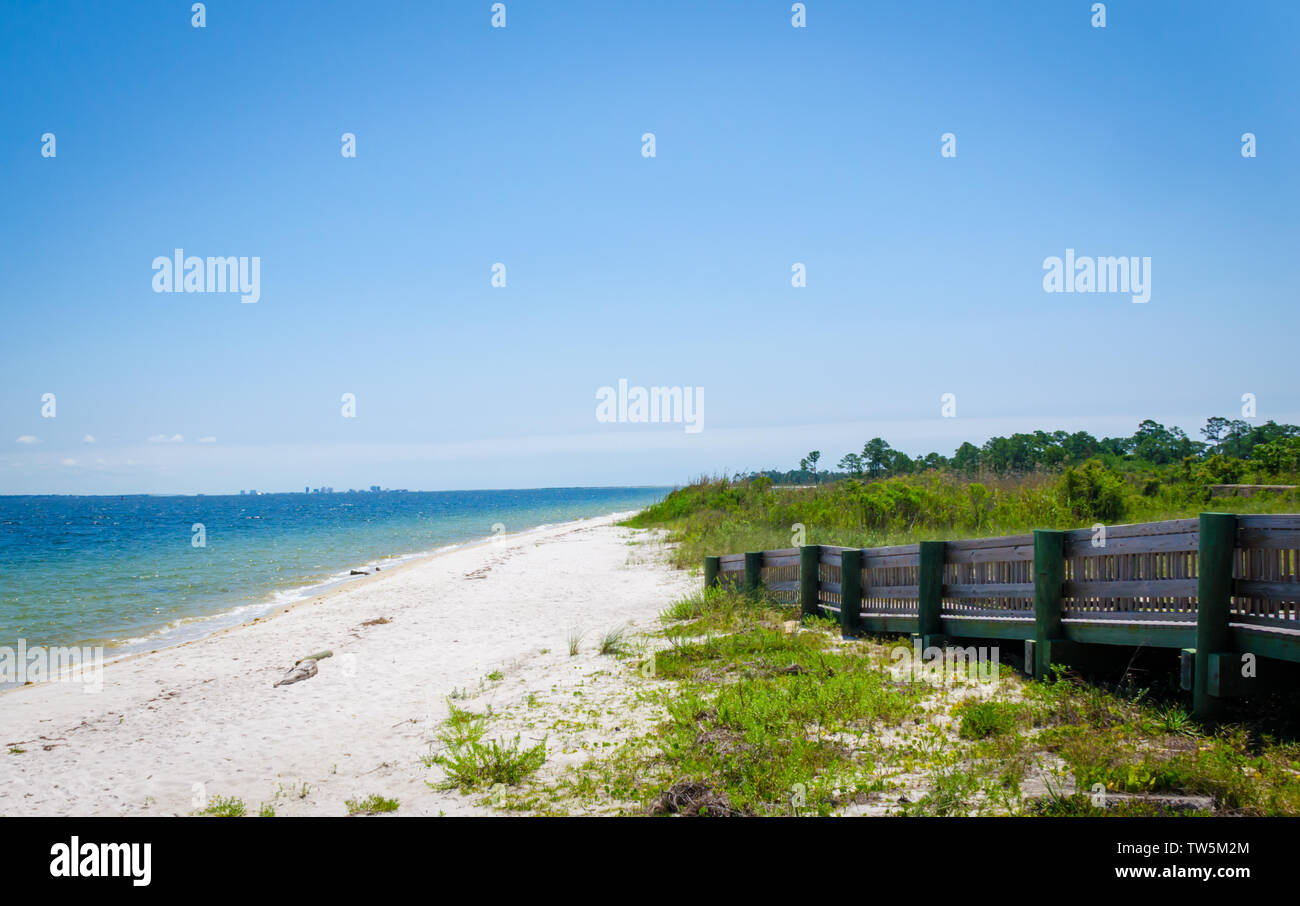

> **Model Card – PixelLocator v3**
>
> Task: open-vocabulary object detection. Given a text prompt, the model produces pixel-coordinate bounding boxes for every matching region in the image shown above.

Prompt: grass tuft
[430,702,547,791]
[345,794,399,815]
[598,625,630,656]
[195,795,246,817]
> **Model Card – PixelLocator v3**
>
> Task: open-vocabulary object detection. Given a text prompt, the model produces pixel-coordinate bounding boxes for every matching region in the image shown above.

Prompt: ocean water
[0,487,667,657]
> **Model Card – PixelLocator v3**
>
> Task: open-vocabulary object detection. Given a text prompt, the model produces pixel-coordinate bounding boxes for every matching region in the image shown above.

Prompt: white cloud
[61,458,77,467]
[147,434,184,444]
[15,435,39,445]
[82,434,96,444]
[197,436,217,444]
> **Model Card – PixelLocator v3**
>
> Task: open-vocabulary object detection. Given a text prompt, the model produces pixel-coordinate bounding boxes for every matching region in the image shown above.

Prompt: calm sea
[0,487,667,657]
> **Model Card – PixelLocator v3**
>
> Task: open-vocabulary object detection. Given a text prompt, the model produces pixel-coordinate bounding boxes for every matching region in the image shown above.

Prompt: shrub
[956,700,1023,739]
[1059,460,1128,522]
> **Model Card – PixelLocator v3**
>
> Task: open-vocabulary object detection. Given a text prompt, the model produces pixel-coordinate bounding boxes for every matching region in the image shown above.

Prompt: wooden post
[1033,530,1066,681]
[800,545,821,619]
[917,541,945,646]
[704,556,720,591]
[744,551,763,596]
[1180,648,1195,691]
[1194,513,1237,721]
[840,549,862,637]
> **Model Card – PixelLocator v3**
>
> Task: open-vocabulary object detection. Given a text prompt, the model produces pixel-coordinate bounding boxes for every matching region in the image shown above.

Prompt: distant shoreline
[0,509,647,698]
[0,488,670,667]
[0,485,673,499]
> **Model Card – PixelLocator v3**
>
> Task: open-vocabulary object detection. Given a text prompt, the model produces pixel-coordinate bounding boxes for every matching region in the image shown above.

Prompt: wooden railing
[704,513,1300,718]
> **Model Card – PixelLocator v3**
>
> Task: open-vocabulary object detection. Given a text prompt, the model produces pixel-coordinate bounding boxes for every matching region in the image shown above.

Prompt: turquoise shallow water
[0,487,667,655]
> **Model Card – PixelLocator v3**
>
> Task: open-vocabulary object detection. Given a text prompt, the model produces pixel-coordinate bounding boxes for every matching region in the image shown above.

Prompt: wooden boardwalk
[706,513,1300,718]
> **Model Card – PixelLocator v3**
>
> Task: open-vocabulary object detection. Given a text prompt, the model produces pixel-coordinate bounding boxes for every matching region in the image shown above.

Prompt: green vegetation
[257,802,276,817]
[194,795,247,817]
[628,417,1300,568]
[1025,674,1300,815]
[955,700,1024,740]
[345,794,400,815]
[477,415,1300,816]
[598,625,630,656]
[430,703,548,791]
[519,588,1300,816]
[775,417,1300,484]
[619,588,926,815]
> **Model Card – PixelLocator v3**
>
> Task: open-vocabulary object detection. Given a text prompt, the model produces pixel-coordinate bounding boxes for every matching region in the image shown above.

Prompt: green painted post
[839,549,862,637]
[1033,530,1066,681]
[917,541,945,645]
[1194,513,1237,721]
[800,545,821,619]
[1179,648,1196,691]
[704,556,720,591]
[744,551,763,596]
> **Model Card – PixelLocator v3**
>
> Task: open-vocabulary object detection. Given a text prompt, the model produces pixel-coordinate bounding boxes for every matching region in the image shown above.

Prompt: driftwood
[649,780,747,817]
[273,651,333,688]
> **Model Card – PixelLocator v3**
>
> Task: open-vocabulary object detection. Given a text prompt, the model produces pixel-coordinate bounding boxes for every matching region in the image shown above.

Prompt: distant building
[370,485,381,493]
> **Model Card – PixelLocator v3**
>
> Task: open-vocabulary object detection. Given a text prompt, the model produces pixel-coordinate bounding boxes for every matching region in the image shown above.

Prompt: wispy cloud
[82,434,96,444]
[197,436,217,444]
[147,434,184,444]
[15,436,39,445]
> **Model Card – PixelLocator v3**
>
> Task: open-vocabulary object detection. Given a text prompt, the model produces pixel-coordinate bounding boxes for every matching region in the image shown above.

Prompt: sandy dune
[0,514,691,816]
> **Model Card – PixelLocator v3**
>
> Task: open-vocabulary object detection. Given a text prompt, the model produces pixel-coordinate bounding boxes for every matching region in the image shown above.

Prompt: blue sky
[2,0,1296,494]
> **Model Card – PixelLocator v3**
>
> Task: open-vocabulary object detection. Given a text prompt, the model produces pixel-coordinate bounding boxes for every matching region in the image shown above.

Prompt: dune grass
[194,795,247,817]
[511,587,1300,817]
[626,467,1300,569]
[345,794,399,815]
[429,702,548,791]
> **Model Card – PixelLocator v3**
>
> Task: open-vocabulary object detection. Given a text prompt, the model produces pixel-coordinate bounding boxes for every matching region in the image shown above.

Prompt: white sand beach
[0,514,692,816]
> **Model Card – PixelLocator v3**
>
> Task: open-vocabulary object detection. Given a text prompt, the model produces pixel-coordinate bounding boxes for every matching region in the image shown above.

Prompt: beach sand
[0,514,692,816]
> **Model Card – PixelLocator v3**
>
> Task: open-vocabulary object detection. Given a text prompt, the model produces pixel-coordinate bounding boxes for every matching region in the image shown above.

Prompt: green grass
[510,587,1300,817]
[434,736,548,791]
[1026,678,1300,814]
[429,703,548,791]
[625,467,1300,570]
[660,585,790,636]
[598,625,630,656]
[565,589,927,815]
[955,700,1025,740]
[194,795,247,817]
[345,794,399,815]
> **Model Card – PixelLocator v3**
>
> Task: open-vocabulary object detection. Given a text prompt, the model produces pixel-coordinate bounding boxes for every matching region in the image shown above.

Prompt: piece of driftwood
[273,651,333,688]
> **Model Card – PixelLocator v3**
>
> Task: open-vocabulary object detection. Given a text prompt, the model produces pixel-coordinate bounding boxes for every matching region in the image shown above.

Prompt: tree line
[773,417,1300,484]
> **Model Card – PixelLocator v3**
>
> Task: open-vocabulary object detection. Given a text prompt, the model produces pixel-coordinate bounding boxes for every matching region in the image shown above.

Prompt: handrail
[703,513,1300,719]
